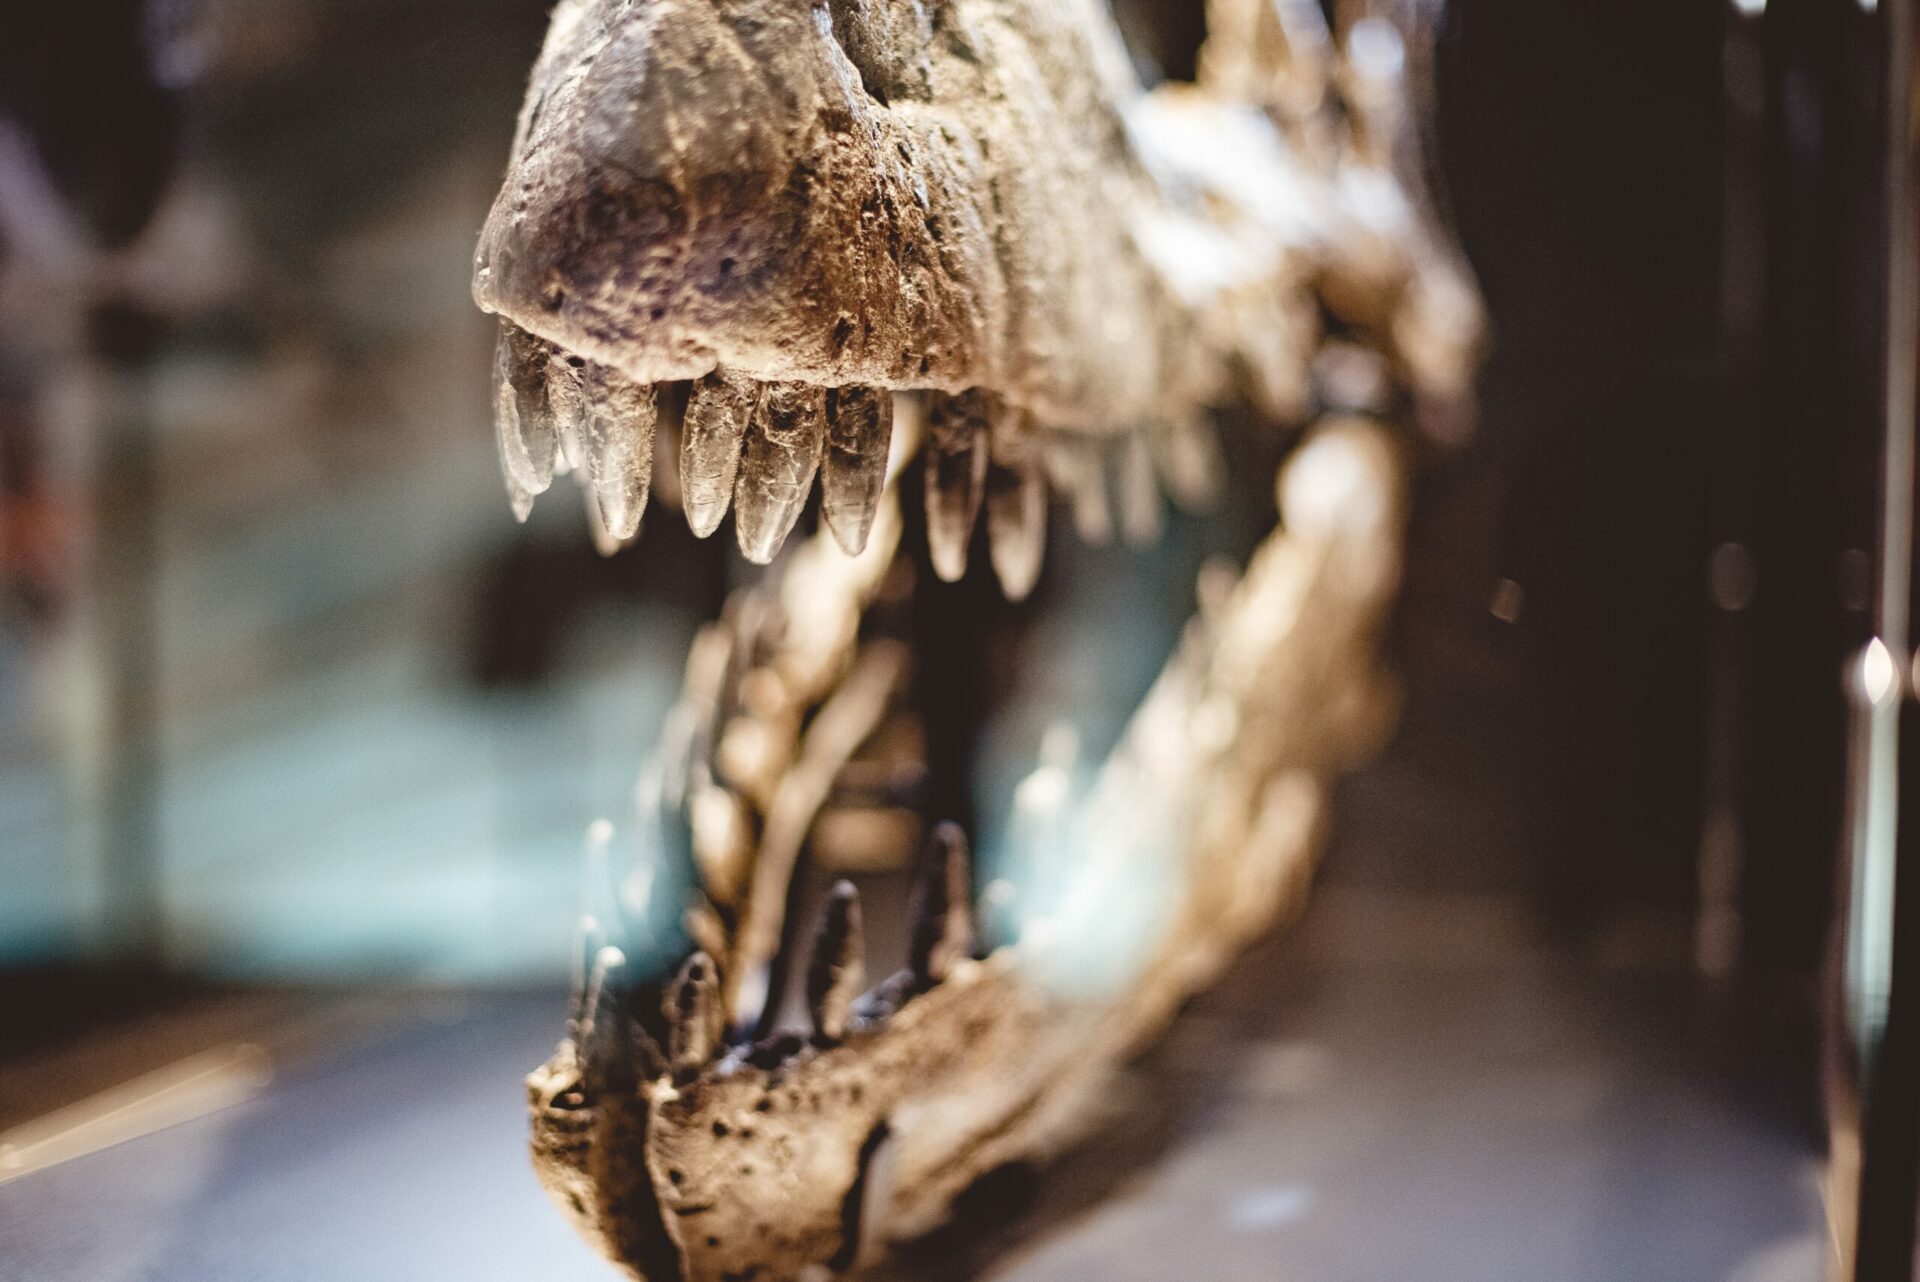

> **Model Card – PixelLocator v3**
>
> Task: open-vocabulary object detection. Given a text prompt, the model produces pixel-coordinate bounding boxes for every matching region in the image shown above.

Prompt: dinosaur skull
[474,0,1483,1278]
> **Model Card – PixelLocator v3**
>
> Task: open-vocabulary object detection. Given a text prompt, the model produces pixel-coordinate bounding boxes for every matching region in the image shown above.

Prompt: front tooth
[681,371,759,538]
[664,951,723,1073]
[580,364,656,543]
[806,881,865,1042]
[1044,438,1113,545]
[909,823,974,988]
[1119,434,1163,546]
[735,381,826,564]
[493,322,560,515]
[986,440,1047,601]
[924,391,992,581]
[822,385,894,556]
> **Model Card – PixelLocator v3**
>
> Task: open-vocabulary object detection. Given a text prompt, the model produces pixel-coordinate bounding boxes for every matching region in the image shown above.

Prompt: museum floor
[0,885,1825,1282]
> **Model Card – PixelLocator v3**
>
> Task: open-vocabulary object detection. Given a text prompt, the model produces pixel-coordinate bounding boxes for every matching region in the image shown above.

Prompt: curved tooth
[1119,433,1163,547]
[924,391,992,581]
[681,371,760,538]
[580,365,656,543]
[493,322,560,517]
[664,951,723,1073]
[986,441,1047,601]
[909,823,974,988]
[821,385,894,556]
[736,381,827,564]
[806,881,865,1042]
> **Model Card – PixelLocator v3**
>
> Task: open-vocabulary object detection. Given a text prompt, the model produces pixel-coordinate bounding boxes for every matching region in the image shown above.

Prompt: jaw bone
[526,421,1407,1282]
[481,0,1483,1277]
[472,0,1479,569]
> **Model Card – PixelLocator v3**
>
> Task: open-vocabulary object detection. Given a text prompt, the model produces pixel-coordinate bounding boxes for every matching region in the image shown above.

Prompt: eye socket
[551,1088,589,1112]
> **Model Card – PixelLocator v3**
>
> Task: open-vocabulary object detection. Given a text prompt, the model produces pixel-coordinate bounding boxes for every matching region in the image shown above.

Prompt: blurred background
[0,0,1913,1278]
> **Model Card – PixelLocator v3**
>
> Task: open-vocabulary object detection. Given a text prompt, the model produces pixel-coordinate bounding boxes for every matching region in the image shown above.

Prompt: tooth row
[494,320,662,545]
[497,325,1212,591]
[573,826,980,1074]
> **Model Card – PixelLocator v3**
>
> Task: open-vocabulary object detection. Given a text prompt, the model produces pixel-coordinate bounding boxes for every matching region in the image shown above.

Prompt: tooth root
[986,442,1047,601]
[493,322,560,510]
[1119,434,1163,547]
[909,823,974,987]
[924,391,992,581]
[681,371,759,538]
[579,365,655,543]
[807,881,865,1042]
[665,951,724,1072]
[735,381,827,564]
[822,385,894,556]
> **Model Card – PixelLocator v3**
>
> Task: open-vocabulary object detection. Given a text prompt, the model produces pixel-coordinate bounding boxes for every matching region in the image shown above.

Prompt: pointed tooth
[1050,439,1113,545]
[579,944,667,1085]
[580,819,621,940]
[664,950,723,1072]
[547,357,589,475]
[1160,417,1225,513]
[569,912,609,1032]
[495,320,556,510]
[986,443,1047,600]
[580,365,655,542]
[493,322,559,507]
[1119,434,1163,546]
[578,943,625,1063]
[822,385,893,556]
[681,371,759,537]
[735,381,826,564]
[909,823,974,987]
[806,881,865,1042]
[924,391,992,581]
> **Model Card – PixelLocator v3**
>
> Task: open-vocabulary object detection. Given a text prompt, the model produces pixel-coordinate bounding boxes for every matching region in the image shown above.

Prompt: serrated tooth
[681,371,759,538]
[822,385,893,556]
[806,880,865,1042]
[664,951,723,1073]
[580,365,655,543]
[986,441,1046,601]
[924,391,992,581]
[735,381,826,564]
[493,322,560,512]
[1119,433,1163,547]
[909,823,974,988]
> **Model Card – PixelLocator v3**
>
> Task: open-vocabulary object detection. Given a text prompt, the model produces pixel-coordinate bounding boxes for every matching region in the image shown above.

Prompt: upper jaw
[471,0,997,395]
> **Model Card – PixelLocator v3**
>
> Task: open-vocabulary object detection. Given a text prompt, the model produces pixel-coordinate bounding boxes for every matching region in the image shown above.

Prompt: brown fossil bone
[480,0,1483,1277]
